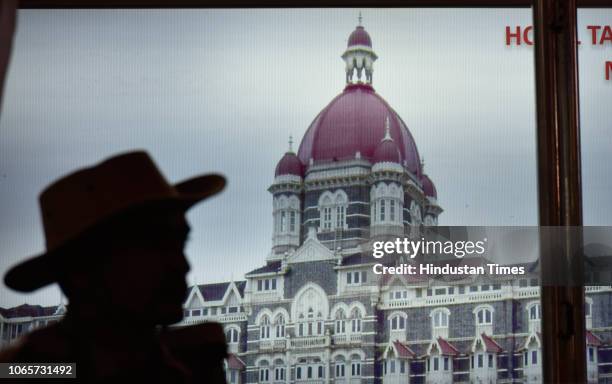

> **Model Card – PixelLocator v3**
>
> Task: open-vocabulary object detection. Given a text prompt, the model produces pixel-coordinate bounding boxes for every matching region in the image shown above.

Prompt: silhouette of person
[1,151,227,383]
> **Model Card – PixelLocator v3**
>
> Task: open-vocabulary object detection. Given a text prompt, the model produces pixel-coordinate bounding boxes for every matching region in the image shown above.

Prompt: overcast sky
[0,9,610,307]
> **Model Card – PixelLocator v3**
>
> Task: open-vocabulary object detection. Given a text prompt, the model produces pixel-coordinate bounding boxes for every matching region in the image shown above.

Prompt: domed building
[176,20,607,384]
[269,21,442,258]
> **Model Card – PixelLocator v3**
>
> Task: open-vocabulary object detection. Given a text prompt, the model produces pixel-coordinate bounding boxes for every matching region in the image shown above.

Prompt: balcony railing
[335,379,362,384]
[334,377,364,384]
[294,380,325,384]
[515,287,540,299]
[259,338,287,351]
[178,312,247,326]
[289,335,330,349]
[385,299,411,308]
[332,333,362,345]
[218,313,248,323]
[250,292,281,303]
[377,285,593,309]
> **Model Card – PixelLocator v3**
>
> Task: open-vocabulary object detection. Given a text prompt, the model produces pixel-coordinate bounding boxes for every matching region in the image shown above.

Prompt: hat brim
[4,174,226,293]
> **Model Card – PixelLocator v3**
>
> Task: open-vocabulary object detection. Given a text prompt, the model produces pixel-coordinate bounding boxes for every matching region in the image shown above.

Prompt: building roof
[373,135,401,164]
[275,151,303,177]
[518,332,542,351]
[227,353,246,370]
[586,330,603,346]
[246,261,282,276]
[480,333,503,353]
[436,337,460,356]
[235,281,246,296]
[0,304,58,319]
[297,83,422,176]
[195,281,245,302]
[393,340,416,358]
[197,282,230,301]
[347,25,372,47]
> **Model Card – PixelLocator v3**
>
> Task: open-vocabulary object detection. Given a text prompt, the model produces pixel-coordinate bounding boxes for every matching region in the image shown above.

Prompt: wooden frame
[15,0,612,8]
[14,0,612,382]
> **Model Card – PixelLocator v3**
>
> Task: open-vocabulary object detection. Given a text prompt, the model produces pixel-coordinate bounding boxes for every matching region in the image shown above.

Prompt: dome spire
[288,135,294,153]
[342,17,377,84]
[373,116,401,164]
[383,116,392,141]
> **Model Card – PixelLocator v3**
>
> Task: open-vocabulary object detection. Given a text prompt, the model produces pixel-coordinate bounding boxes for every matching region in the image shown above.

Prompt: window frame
[13,2,601,382]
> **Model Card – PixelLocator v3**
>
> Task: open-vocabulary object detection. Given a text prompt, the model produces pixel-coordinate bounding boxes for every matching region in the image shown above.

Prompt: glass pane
[578,8,612,384]
[0,8,546,383]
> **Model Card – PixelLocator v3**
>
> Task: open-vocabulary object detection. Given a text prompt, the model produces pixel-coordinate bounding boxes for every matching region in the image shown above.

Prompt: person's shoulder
[0,322,72,363]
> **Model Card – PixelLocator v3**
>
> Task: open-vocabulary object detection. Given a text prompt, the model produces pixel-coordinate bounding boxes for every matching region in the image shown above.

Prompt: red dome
[421,174,437,198]
[373,138,401,164]
[348,26,372,47]
[275,152,303,177]
[297,83,421,175]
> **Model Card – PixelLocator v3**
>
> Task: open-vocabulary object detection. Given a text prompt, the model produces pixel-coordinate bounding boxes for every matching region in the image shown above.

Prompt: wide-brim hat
[4,151,226,292]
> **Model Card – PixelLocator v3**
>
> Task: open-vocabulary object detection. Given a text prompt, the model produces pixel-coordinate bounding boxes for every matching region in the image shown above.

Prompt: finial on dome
[421,156,425,170]
[288,135,294,153]
[382,116,392,141]
[358,11,362,26]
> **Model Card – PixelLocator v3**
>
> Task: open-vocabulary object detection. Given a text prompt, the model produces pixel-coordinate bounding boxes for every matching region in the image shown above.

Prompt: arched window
[390,313,406,330]
[525,301,541,332]
[335,310,346,334]
[528,302,541,320]
[370,183,404,225]
[432,309,449,328]
[350,355,362,377]
[258,360,270,383]
[273,195,300,236]
[296,358,324,380]
[298,307,324,337]
[431,308,450,338]
[350,308,362,333]
[260,315,271,339]
[293,284,329,338]
[225,327,239,344]
[274,314,285,338]
[319,190,348,231]
[334,357,346,378]
[474,306,494,325]
[273,359,286,381]
[274,366,285,381]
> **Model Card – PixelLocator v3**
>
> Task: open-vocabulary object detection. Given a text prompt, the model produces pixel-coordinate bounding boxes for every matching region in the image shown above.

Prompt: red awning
[480,333,503,353]
[227,353,246,370]
[393,340,416,358]
[437,337,459,356]
[586,330,603,347]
